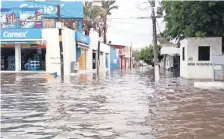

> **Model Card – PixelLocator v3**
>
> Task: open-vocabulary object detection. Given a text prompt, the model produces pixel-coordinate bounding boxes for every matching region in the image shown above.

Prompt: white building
[87,30,110,72]
[180,37,223,79]
[160,44,180,70]
[1,27,110,76]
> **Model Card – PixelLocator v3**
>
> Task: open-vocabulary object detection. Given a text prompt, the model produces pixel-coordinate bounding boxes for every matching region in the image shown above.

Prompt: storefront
[1,29,45,71]
[75,31,90,71]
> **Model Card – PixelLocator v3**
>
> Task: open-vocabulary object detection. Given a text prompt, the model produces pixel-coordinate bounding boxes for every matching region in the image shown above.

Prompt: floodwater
[1,67,224,139]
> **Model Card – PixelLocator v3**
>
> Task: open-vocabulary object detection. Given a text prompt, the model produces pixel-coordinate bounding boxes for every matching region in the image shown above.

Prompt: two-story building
[1,1,110,76]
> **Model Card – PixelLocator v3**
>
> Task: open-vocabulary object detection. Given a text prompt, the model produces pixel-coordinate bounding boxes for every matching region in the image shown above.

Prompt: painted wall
[42,27,76,75]
[180,37,222,79]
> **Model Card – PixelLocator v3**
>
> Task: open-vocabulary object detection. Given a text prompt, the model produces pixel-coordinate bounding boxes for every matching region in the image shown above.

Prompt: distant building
[109,44,133,69]
[160,43,180,71]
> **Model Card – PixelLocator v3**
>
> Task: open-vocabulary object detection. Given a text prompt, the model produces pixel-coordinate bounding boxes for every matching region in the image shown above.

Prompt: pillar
[78,20,83,32]
[15,44,21,71]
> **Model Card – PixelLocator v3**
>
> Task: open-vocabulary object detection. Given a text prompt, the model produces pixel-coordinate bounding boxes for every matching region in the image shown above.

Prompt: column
[78,20,83,32]
[15,44,21,71]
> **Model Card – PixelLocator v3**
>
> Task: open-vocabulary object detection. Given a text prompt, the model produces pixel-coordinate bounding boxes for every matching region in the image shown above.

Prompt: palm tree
[83,2,105,36]
[101,1,118,44]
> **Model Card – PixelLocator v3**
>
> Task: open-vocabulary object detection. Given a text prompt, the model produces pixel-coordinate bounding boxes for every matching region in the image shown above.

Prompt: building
[180,37,223,79]
[109,44,133,69]
[87,29,110,72]
[123,46,133,69]
[1,1,110,76]
[160,44,180,71]
[110,46,120,70]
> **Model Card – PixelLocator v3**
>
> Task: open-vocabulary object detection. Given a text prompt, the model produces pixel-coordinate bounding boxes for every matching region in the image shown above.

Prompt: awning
[77,42,89,49]
[161,47,180,56]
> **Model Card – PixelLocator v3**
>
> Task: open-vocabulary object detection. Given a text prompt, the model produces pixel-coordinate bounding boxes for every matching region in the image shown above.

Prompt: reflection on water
[1,68,224,139]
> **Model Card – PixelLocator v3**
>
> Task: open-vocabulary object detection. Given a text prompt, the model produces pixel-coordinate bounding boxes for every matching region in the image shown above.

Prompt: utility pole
[57,5,64,81]
[130,42,132,69]
[97,28,101,75]
[150,0,160,82]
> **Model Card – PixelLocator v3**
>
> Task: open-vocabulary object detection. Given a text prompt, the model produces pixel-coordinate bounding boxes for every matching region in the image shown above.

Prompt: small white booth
[180,37,223,79]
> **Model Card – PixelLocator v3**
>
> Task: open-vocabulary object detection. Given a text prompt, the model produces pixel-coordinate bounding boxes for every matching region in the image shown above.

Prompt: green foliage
[138,45,163,65]
[83,2,105,35]
[162,1,224,40]
[101,1,118,15]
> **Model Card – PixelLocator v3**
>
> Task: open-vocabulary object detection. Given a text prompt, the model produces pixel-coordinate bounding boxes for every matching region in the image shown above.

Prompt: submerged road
[1,67,224,139]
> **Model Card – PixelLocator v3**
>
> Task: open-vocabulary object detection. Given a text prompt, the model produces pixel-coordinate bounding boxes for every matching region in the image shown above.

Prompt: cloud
[107,0,165,48]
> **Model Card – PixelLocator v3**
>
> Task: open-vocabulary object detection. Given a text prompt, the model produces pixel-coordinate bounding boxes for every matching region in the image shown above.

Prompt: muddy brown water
[1,67,224,139]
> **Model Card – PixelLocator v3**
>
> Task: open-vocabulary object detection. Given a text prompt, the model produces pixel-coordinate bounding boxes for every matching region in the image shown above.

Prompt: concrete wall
[180,37,222,79]
[43,28,76,76]
[180,39,188,78]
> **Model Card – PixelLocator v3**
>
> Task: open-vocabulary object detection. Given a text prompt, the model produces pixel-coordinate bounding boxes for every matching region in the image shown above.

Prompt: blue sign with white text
[75,32,90,45]
[1,1,83,19]
[1,29,42,40]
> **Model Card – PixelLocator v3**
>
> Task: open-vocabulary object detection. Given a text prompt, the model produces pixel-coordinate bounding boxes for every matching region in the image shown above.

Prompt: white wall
[15,44,21,71]
[180,37,222,79]
[62,28,76,75]
[86,30,110,72]
[180,39,188,78]
[43,28,76,76]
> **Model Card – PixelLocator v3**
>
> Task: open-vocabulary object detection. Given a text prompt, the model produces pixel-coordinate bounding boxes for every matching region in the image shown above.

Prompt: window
[182,47,185,61]
[198,46,210,61]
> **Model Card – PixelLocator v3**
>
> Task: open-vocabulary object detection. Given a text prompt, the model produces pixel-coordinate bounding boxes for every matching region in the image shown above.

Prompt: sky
[107,0,165,50]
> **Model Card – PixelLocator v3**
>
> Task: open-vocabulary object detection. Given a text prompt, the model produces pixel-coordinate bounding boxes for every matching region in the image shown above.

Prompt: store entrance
[92,50,96,69]
[1,47,15,71]
[21,48,46,71]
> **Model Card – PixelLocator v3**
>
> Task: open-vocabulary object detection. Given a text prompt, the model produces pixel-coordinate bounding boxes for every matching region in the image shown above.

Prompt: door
[78,49,86,70]
[92,50,96,69]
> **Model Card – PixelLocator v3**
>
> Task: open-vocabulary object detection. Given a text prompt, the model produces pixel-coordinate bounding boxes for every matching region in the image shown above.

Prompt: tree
[138,45,163,67]
[83,2,105,36]
[101,1,118,44]
[162,1,224,40]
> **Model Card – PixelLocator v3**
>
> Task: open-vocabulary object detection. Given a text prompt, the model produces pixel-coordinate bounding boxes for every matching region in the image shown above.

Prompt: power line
[108,21,150,25]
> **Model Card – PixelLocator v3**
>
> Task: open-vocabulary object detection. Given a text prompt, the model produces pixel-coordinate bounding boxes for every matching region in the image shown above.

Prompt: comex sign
[19,3,61,15]
[2,1,83,18]
[1,29,42,40]
[3,31,27,38]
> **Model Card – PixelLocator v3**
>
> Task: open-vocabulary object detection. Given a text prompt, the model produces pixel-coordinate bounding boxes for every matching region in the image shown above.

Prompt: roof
[161,47,180,56]
[109,44,126,49]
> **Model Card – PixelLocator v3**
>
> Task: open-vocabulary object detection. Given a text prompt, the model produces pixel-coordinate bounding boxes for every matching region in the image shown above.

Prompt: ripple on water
[1,68,224,139]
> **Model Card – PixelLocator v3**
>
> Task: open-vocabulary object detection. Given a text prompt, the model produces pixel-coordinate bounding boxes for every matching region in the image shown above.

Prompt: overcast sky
[107,0,165,50]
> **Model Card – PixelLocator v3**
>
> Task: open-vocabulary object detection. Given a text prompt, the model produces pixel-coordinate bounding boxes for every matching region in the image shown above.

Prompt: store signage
[1,29,42,40]
[3,31,27,38]
[75,31,90,45]
[188,63,222,66]
[2,1,83,19]
[1,8,43,29]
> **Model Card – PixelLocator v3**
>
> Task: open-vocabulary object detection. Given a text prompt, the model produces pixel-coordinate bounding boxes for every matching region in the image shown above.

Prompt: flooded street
[1,67,224,139]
